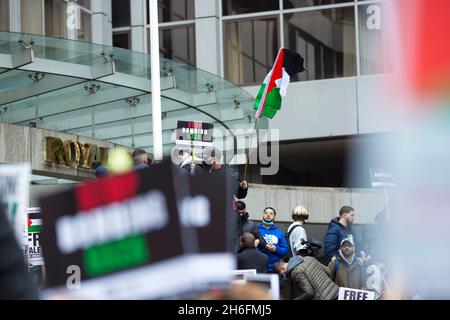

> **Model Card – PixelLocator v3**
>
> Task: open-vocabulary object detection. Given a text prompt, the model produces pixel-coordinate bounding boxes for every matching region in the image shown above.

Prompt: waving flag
[253,48,305,119]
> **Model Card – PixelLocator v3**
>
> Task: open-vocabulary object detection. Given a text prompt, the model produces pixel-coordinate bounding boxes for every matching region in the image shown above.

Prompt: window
[0,0,9,31]
[45,0,67,38]
[76,0,90,10]
[222,0,279,16]
[113,32,131,49]
[77,9,91,42]
[284,0,354,9]
[148,0,194,23]
[149,25,196,66]
[224,17,279,85]
[284,7,356,81]
[21,0,43,34]
[358,3,390,75]
[112,0,130,28]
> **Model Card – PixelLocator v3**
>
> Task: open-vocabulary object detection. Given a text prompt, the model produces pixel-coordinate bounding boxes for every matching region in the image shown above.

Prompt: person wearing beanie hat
[328,235,367,290]
[95,165,109,178]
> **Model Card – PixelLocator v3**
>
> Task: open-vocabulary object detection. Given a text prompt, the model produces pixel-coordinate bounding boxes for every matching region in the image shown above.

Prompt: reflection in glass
[283,0,353,9]
[77,9,91,42]
[150,25,196,66]
[224,17,279,85]
[21,0,43,34]
[113,32,130,49]
[149,0,194,23]
[45,0,67,38]
[76,0,90,10]
[112,0,130,28]
[284,7,356,81]
[359,3,390,75]
[222,0,279,16]
[0,0,9,31]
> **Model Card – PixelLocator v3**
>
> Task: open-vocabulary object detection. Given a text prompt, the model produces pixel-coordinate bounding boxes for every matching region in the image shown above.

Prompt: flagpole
[149,0,163,161]
[243,118,259,181]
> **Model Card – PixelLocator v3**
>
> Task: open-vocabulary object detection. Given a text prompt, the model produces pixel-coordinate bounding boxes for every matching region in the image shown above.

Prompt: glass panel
[155,25,196,66]
[112,0,130,28]
[156,0,195,23]
[76,0,90,10]
[222,0,279,15]
[21,0,43,35]
[41,107,93,134]
[358,3,391,75]
[77,9,91,42]
[113,32,130,49]
[0,0,9,31]
[224,17,279,85]
[284,7,356,81]
[45,0,67,38]
[284,0,354,9]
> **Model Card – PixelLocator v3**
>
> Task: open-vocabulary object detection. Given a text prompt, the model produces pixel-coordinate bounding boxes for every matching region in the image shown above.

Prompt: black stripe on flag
[283,48,305,77]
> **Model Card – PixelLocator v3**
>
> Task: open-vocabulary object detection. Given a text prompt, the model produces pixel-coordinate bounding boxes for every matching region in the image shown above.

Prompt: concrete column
[91,0,112,46]
[195,0,220,75]
[9,0,21,32]
[130,0,146,53]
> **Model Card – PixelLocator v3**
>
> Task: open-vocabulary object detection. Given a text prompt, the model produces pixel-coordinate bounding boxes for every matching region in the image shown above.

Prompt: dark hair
[263,206,277,215]
[240,233,255,249]
[273,260,285,273]
[339,206,355,216]
[236,201,246,211]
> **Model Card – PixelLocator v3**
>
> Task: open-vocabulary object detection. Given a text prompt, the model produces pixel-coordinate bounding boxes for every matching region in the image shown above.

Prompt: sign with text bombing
[27,207,44,266]
[40,161,188,299]
[0,164,30,247]
[338,287,376,300]
[176,121,214,149]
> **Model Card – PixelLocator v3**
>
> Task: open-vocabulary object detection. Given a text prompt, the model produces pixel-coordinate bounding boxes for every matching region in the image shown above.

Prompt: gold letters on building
[45,137,109,170]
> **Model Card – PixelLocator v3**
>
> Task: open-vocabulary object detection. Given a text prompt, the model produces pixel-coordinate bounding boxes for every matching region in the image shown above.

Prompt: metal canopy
[0,32,259,160]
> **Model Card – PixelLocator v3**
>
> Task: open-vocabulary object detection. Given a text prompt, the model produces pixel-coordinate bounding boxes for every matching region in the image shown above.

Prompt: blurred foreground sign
[0,164,30,247]
[40,161,234,299]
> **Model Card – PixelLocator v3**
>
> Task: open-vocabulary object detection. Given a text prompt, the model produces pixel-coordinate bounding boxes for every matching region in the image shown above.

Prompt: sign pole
[149,0,163,161]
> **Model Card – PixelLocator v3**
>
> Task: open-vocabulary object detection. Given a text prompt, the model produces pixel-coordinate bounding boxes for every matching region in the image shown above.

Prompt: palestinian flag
[254,48,305,119]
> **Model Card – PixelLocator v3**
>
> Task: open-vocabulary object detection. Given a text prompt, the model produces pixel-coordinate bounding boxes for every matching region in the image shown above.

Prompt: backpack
[282,224,302,262]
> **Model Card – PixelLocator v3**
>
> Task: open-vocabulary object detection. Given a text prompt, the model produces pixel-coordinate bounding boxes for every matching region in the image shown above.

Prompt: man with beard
[328,237,367,290]
[324,206,359,263]
[236,201,266,252]
[257,207,288,273]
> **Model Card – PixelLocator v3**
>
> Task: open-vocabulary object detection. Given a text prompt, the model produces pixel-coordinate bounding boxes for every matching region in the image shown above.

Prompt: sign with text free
[176,121,214,148]
[27,207,44,266]
[338,287,375,300]
[0,164,30,247]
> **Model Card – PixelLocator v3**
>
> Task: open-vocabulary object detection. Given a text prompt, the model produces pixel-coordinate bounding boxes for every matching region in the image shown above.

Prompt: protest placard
[0,164,31,248]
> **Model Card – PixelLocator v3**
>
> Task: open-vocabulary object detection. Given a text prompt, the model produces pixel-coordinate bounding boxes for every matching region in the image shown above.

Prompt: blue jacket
[257,223,288,272]
[324,217,358,263]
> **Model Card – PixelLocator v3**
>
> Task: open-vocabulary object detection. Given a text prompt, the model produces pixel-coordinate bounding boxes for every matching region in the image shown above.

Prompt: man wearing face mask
[202,146,248,199]
[257,207,288,273]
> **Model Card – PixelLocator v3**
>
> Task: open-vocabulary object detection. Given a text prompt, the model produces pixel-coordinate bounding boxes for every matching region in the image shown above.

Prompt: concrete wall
[243,74,398,141]
[245,183,388,224]
[0,123,133,181]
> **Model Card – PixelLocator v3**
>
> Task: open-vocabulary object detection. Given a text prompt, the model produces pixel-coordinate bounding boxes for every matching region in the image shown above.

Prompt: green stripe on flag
[28,225,42,233]
[253,84,282,119]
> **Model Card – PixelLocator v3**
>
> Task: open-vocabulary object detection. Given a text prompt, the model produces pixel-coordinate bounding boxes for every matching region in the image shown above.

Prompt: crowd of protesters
[0,146,394,300]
